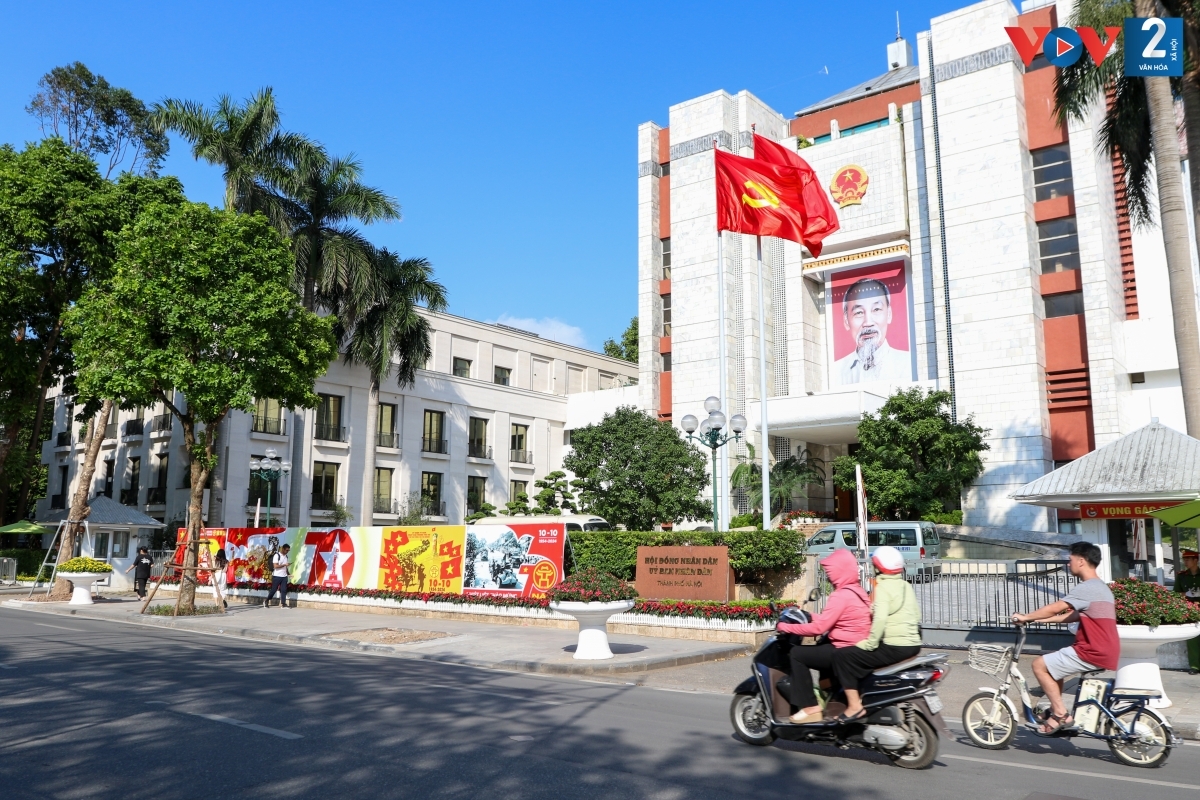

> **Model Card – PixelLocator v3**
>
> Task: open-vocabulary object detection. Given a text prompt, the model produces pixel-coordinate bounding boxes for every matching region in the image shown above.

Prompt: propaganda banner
[828,260,914,387]
[377,526,466,594]
[463,522,565,598]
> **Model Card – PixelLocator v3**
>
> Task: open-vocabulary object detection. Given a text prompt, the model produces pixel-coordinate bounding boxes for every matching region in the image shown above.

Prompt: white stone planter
[58,572,109,605]
[550,600,636,660]
[1116,622,1200,709]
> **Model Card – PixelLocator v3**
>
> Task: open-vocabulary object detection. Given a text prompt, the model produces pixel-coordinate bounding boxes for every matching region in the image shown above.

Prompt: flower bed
[58,557,113,573]
[1111,578,1200,626]
[547,568,638,603]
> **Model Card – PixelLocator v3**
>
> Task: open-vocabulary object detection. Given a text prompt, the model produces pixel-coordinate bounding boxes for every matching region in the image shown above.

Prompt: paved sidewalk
[0,594,749,676]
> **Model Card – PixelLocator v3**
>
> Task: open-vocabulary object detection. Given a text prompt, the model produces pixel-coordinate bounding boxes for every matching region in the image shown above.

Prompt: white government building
[636,0,1199,534]
[36,310,638,551]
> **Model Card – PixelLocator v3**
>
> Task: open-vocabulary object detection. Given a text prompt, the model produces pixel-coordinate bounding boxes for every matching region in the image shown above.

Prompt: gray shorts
[1042,646,1102,681]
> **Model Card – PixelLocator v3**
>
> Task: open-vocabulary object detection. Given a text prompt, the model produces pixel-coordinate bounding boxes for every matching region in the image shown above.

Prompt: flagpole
[716,225,729,530]
[756,236,771,529]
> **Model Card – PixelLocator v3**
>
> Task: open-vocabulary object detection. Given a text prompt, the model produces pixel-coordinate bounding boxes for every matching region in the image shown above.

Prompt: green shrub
[0,549,50,576]
[566,529,805,582]
[729,513,762,529]
[920,510,962,525]
[57,556,113,573]
[146,604,225,616]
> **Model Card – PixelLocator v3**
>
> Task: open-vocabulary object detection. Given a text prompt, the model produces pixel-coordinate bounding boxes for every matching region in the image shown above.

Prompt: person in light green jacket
[831,546,922,721]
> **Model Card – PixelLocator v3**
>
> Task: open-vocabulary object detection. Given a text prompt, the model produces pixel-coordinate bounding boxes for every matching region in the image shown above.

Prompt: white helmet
[871,546,905,575]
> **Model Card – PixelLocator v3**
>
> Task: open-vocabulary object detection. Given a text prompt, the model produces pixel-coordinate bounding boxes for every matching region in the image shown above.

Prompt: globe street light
[249,446,291,528]
[681,397,747,530]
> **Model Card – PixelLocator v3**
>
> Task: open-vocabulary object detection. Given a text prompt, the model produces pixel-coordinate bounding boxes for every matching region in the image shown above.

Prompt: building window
[112,530,129,559]
[1131,372,1146,384]
[249,453,281,506]
[1045,291,1084,318]
[421,471,443,511]
[467,476,487,513]
[102,460,115,498]
[563,429,572,447]
[315,394,344,441]
[567,366,585,394]
[376,403,398,448]
[494,366,511,386]
[147,453,168,504]
[51,465,68,509]
[660,162,670,177]
[661,237,671,280]
[510,480,527,500]
[453,357,472,378]
[94,530,109,559]
[373,467,394,513]
[511,423,530,463]
[422,410,447,453]
[468,417,489,458]
[1037,217,1081,274]
[661,293,671,337]
[252,398,284,435]
[1058,518,1081,535]
[311,462,339,510]
[662,353,672,372]
[1032,144,1074,201]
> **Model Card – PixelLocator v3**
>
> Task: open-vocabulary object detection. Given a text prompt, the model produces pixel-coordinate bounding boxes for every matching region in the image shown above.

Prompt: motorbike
[730,590,950,769]
[961,622,1179,767]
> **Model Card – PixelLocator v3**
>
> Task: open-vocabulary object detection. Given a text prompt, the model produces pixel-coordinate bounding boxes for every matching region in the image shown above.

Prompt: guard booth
[1012,420,1200,583]
[38,495,165,592]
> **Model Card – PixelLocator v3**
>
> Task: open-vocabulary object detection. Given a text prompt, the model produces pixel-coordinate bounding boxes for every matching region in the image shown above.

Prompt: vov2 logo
[1005,17,1182,77]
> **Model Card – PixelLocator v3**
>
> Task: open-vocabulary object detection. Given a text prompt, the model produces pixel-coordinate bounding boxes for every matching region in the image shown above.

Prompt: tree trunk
[51,399,113,599]
[15,385,49,522]
[361,384,379,525]
[177,410,225,613]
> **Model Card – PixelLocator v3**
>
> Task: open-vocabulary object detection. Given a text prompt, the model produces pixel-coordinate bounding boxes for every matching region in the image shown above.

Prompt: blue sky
[0,0,958,351]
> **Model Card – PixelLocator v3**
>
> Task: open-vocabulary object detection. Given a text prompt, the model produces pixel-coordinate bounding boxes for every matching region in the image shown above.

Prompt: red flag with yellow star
[752,134,840,257]
[715,148,809,247]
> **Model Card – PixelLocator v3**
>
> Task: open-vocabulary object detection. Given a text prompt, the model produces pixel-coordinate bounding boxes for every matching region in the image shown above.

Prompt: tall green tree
[832,388,988,520]
[731,443,826,517]
[27,62,169,178]
[1056,0,1200,434]
[564,405,711,530]
[603,316,638,363]
[66,202,336,612]
[152,88,312,231]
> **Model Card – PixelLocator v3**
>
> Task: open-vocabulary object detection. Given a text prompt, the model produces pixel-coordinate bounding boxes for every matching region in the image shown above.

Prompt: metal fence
[815,559,1080,632]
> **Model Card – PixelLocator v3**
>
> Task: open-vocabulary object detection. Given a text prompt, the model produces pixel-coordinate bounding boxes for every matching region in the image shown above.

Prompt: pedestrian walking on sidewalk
[213,547,229,610]
[125,547,154,599]
[1175,549,1200,673]
[265,544,291,609]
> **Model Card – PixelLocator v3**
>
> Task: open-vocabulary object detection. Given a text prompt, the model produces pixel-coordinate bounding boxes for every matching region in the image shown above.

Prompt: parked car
[805,521,942,579]
[471,514,612,532]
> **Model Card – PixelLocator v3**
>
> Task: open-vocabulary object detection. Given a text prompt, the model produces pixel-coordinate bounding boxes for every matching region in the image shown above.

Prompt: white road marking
[508,735,536,741]
[0,664,15,669]
[34,623,85,632]
[940,753,1198,790]
[181,711,302,739]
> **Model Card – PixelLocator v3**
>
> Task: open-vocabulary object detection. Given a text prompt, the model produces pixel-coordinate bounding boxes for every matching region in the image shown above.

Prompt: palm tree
[1056,0,1200,434]
[731,444,826,519]
[152,88,313,232]
[280,149,401,310]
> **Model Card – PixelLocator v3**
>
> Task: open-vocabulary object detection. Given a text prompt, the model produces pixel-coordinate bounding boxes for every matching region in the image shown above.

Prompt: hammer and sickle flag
[715,148,810,251]
[751,134,840,258]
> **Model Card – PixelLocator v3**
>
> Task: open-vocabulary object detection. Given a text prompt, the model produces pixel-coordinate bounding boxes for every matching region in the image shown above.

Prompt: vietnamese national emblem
[830,165,869,208]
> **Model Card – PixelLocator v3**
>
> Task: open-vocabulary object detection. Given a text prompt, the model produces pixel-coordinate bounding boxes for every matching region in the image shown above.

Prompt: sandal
[835,709,868,724]
[1037,712,1074,735]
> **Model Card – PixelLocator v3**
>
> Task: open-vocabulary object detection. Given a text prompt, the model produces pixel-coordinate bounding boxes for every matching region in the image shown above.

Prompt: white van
[805,521,942,579]
[471,514,612,532]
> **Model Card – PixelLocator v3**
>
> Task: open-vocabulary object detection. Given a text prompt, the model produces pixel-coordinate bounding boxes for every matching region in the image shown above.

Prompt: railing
[376,431,400,448]
[151,413,172,434]
[124,418,144,436]
[311,492,341,511]
[56,431,71,447]
[423,500,446,517]
[252,414,286,435]
[422,437,449,454]
[314,423,346,442]
[468,443,492,459]
[146,486,166,505]
[510,449,533,464]
[373,496,398,514]
[103,423,117,440]
[50,493,66,509]
[120,487,140,506]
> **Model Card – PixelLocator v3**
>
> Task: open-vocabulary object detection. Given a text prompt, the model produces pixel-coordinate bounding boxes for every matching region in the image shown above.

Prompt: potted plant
[1111,579,1200,708]
[57,557,114,605]
[548,568,638,660]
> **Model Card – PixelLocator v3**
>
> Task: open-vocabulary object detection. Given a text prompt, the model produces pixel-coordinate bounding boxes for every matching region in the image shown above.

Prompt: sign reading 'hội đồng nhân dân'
[634,545,734,601]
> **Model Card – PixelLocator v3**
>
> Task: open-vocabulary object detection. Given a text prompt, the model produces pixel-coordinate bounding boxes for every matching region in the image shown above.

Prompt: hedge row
[0,549,50,577]
[565,530,805,581]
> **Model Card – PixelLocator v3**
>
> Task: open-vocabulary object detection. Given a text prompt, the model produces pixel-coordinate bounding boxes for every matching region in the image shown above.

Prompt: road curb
[1,600,750,676]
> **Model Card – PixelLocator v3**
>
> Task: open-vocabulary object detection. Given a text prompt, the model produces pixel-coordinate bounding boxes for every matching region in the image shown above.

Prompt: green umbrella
[0,520,50,535]
[1147,500,1200,528]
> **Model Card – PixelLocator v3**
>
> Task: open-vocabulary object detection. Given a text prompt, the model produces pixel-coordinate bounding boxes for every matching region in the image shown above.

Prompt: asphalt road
[1,608,1198,800]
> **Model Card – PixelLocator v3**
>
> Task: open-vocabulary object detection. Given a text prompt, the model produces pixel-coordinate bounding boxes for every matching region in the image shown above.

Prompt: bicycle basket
[967,644,1012,676]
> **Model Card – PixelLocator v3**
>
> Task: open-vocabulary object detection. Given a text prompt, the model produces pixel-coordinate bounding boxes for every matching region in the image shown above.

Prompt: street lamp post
[680,396,747,531]
[249,447,291,528]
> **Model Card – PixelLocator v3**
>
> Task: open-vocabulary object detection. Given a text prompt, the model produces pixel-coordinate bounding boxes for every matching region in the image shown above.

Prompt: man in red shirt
[1012,541,1117,734]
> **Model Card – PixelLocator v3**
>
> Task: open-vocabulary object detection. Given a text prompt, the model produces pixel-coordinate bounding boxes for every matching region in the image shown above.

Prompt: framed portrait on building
[827,260,915,387]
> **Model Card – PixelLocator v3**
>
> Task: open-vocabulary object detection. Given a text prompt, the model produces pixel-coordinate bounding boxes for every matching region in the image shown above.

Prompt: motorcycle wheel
[887,714,938,770]
[962,691,1017,750]
[1106,707,1172,768]
[730,693,776,746]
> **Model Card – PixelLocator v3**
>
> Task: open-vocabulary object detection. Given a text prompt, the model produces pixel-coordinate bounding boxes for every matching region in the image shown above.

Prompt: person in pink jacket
[776,547,872,724]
